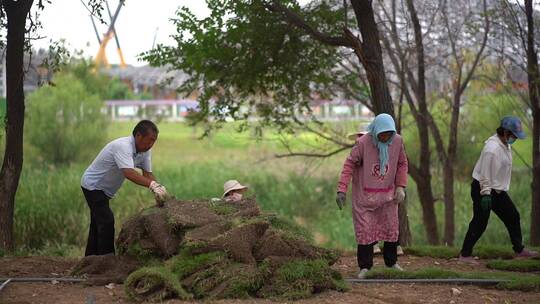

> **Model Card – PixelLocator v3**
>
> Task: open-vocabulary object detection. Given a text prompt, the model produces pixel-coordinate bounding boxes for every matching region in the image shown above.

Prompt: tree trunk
[349,0,413,241]
[408,125,439,244]
[398,196,412,246]
[532,112,540,245]
[0,0,33,252]
[350,0,394,115]
[395,95,412,246]
[416,174,439,244]
[442,160,455,246]
[442,93,461,246]
[267,0,408,242]
[403,0,438,245]
[525,0,540,245]
[416,121,439,245]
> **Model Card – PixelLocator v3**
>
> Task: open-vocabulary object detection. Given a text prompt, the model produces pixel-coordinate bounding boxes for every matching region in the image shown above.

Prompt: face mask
[227,192,243,202]
[507,137,516,145]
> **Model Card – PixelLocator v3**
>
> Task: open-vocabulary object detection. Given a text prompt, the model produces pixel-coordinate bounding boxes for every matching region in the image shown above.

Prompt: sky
[31,1,210,66]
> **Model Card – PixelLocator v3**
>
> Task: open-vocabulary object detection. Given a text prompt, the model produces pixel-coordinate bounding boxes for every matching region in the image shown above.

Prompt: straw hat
[347,131,366,141]
[222,180,248,198]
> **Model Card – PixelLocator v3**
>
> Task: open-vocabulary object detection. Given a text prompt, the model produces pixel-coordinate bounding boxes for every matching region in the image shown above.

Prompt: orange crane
[90,0,127,68]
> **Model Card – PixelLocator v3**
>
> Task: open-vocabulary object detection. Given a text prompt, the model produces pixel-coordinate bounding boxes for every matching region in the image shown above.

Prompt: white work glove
[149,181,169,206]
[394,186,406,204]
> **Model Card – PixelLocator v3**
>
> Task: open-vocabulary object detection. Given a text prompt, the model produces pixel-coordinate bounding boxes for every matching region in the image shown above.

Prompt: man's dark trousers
[81,187,115,256]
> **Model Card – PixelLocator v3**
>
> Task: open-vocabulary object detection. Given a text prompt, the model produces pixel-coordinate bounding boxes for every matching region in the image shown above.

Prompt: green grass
[487,259,540,272]
[218,266,264,299]
[260,259,349,300]
[497,276,540,292]
[366,267,462,279]
[404,246,460,259]
[404,245,526,260]
[268,215,314,244]
[208,200,237,216]
[122,241,157,264]
[366,267,540,292]
[167,251,226,279]
[124,266,192,301]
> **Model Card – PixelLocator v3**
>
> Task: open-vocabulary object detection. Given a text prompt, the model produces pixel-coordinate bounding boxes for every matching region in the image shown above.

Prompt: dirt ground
[1,254,539,304]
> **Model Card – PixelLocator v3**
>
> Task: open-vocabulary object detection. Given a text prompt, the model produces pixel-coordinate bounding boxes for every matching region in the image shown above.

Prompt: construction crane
[89,0,127,68]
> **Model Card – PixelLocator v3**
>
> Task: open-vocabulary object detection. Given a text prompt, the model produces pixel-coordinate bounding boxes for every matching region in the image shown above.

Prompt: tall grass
[12,121,534,255]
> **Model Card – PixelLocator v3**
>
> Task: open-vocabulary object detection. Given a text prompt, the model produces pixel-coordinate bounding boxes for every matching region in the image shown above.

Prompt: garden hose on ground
[0,277,86,293]
[0,277,509,294]
[0,279,12,292]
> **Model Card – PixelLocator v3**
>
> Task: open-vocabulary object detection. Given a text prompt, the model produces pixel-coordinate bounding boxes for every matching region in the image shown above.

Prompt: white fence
[104,99,372,122]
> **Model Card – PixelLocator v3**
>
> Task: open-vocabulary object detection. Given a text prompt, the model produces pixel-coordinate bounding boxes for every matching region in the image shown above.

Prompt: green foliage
[209,200,237,215]
[124,266,192,301]
[497,276,540,292]
[404,246,460,259]
[487,259,540,272]
[27,243,83,257]
[0,97,5,121]
[140,207,161,216]
[268,215,314,244]
[261,259,348,300]
[366,267,461,279]
[474,246,516,259]
[124,242,156,264]
[168,251,225,279]
[26,72,108,164]
[219,266,264,299]
[66,60,130,100]
[177,240,211,255]
[142,0,358,132]
[457,89,531,173]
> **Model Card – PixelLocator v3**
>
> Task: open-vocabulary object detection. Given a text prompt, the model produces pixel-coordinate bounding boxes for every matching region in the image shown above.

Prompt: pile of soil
[72,198,347,301]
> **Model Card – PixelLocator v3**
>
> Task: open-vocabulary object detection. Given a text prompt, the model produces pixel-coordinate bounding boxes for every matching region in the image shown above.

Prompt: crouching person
[336,114,408,279]
[222,180,248,202]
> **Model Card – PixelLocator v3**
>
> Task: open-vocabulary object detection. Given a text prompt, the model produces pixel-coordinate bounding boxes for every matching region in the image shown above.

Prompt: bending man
[81,120,169,256]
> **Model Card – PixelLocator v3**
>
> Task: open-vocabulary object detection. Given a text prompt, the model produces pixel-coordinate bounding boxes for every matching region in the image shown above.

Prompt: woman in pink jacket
[336,113,408,279]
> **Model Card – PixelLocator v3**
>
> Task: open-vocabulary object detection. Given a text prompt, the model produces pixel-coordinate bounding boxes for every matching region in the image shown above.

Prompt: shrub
[26,72,108,164]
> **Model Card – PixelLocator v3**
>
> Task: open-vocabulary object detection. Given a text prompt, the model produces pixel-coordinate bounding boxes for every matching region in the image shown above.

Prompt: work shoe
[458,254,479,265]
[388,263,404,271]
[373,243,382,254]
[397,245,404,256]
[516,248,539,258]
[357,268,370,279]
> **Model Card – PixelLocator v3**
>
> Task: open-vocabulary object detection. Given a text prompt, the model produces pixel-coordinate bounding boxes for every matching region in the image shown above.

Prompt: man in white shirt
[81,120,169,256]
[460,116,537,262]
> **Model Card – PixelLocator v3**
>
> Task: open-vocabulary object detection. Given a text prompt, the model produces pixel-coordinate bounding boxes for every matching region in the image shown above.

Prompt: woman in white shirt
[459,116,537,262]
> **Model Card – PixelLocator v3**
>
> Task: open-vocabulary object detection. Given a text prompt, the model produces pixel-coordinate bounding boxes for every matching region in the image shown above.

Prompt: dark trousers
[460,179,524,257]
[82,187,115,256]
[357,241,398,269]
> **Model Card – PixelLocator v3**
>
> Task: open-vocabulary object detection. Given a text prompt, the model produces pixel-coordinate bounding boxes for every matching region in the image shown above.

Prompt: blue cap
[501,116,526,139]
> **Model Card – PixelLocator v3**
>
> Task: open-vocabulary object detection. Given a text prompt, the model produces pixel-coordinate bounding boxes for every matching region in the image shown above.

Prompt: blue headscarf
[367,113,396,176]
